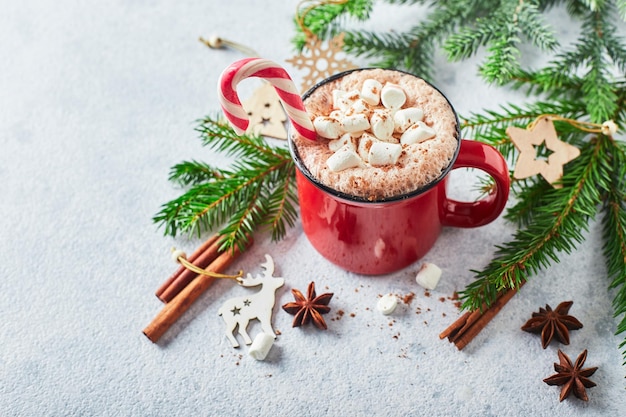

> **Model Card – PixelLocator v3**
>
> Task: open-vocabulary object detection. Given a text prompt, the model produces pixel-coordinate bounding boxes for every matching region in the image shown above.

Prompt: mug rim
[288,67,462,204]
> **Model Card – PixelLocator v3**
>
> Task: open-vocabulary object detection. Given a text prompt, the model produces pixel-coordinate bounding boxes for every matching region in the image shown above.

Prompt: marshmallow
[313,116,342,139]
[326,146,362,171]
[347,98,370,116]
[400,121,436,145]
[377,293,398,315]
[415,262,442,290]
[368,141,402,166]
[360,79,383,106]
[394,107,424,133]
[333,89,360,112]
[329,110,344,120]
[248,332,275,361]
[370,109,395,140]
[341,113,370,133]
[328,133,356,152]
[380,83,406,110]
[357,133,376,162]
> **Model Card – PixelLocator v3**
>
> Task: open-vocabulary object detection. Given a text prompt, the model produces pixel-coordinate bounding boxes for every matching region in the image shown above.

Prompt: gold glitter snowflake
[286,33,357,93]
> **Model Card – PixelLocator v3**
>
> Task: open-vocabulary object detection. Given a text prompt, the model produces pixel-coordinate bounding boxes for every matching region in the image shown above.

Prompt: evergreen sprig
[153,117,298,251]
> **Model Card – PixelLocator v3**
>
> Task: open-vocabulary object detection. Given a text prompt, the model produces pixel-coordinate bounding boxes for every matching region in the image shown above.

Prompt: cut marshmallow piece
[370,109,395,140]
[328,133,355,152]
[394,107,424,133]
[313,116,342,139]
[360,79,383,106]
[380,83,406,110]
[368,142,402,166]
[357,133,376,163]
[400,121,436,145]
[377,294,398,315]
[341,113,370,133]
[248,332,275,361]
[327,146,362,171]
[415,262,442,290]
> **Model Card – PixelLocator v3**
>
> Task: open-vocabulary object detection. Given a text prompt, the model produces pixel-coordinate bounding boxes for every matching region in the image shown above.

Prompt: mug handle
[441,139,510,228]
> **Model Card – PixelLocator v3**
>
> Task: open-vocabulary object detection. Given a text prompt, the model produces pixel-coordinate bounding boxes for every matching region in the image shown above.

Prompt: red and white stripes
[218,58,317,141]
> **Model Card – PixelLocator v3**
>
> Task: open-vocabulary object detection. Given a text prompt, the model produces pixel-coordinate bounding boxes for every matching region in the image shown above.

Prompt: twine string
[295,0,350,38]
[199,35,259,57]
[172,248,244,283]
[528,114,618,136]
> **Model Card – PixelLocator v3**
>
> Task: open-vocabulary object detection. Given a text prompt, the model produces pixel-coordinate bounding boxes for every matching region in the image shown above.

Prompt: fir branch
[445,2,558,84]
[153,117,297,251]
[343,30,434,77]
[601,138,626,364]
[617,0,626,20]
[504,177,553,226]
[460,136,610,310]
[579,0,607,11]
[168,160,223,186]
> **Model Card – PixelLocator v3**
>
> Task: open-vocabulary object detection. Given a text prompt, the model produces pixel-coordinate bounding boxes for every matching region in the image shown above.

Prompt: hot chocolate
[291,68,459,201]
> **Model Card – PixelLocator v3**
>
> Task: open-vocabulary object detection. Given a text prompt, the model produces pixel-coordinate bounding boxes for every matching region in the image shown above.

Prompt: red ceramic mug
[289,69,510,275]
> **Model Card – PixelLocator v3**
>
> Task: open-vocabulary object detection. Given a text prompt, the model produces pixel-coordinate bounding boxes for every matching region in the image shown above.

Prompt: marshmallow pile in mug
[312,79,437,172]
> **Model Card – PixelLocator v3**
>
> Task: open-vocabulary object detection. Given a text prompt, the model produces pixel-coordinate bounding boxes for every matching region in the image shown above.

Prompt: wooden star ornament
[506,117,580,188]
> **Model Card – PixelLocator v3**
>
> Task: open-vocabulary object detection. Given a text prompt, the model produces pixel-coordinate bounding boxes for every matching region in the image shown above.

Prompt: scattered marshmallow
[360,79,383,106]
[400,121,436,145]
[248,332,275,361]
[377,294,398,315]
[326,146,363,171]
[370,109,395,140]
[394,107,424,133]
[368,141,402,166]
[380,83,406,110]
[341,113,370,133]
[328,133,356,152]
[313,116,342,139]
[415,262,442,290]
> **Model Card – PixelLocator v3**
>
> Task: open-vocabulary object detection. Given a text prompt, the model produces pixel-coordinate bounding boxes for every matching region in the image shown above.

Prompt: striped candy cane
[218,58,317,141]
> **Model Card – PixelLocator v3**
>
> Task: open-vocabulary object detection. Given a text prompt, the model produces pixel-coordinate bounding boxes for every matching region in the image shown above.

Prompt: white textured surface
[1,1,624,416]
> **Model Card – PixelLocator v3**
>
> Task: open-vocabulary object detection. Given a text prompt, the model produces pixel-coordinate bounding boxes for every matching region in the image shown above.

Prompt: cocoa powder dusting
[402,292,415,305]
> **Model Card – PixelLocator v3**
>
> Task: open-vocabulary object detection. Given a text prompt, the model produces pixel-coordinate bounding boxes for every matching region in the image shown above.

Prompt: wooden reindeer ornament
[218,254,284,348]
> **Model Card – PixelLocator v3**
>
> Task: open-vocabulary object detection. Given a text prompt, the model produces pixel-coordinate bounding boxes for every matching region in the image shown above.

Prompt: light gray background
[1,1,624,416]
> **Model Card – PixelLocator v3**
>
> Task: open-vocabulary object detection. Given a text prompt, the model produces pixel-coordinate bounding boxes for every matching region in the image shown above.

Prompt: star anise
[282,282,334,330]
[544,349,598,401]
[521,301,583,348]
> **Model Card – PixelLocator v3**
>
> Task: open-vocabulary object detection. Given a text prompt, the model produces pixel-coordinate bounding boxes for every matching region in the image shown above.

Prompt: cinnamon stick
[156,235,224,303]
[440,281,525,350]
[143,240,251,343]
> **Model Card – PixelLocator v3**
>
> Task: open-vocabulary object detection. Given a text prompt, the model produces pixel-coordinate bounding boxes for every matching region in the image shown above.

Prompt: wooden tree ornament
[242,83,289,140]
